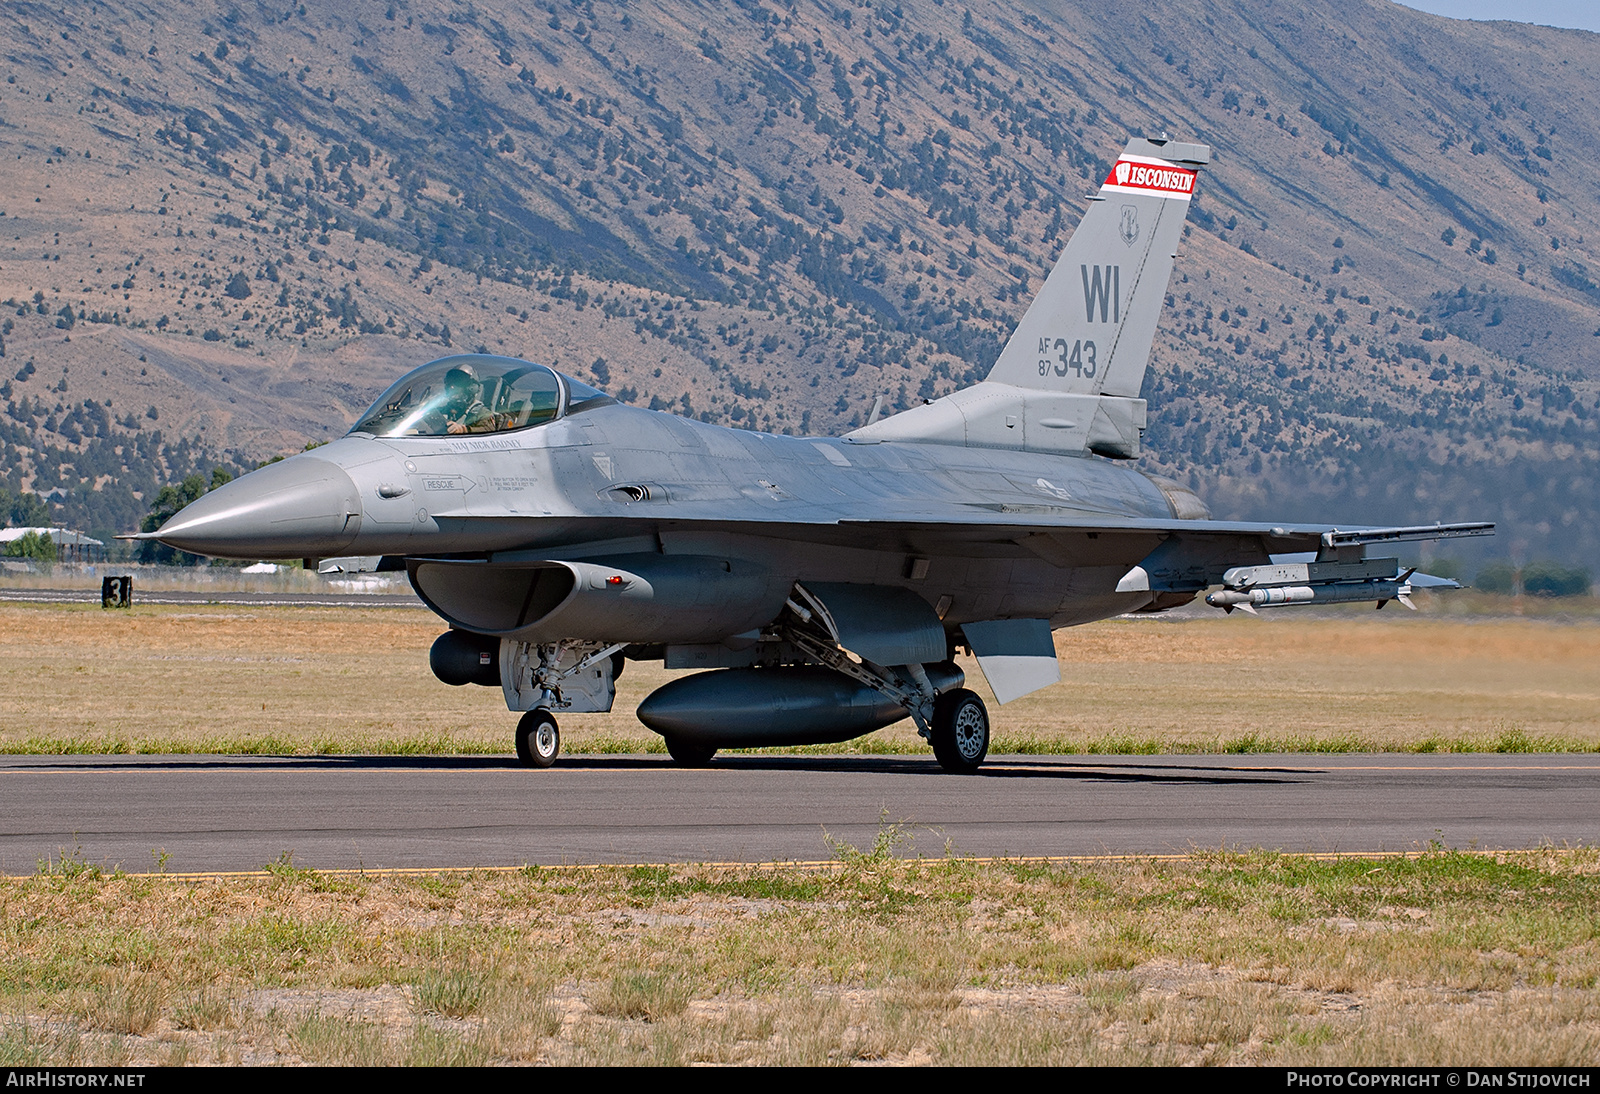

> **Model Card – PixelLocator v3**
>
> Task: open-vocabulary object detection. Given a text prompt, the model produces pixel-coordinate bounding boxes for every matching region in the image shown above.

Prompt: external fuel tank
[636,662,965,748]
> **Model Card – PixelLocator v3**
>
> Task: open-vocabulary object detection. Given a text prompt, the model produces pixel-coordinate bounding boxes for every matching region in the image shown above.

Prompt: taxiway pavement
[1,753,1595,873]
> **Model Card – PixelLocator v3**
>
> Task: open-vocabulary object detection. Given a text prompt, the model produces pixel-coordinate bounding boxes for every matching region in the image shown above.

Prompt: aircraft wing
[421,506,1491,572]
[834,513,1494,548]
[427,503,1490,552]
[748,514,1491,579]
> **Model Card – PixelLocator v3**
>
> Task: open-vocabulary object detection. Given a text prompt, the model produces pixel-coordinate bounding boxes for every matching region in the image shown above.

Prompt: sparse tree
[4,529,57,571]
[3,489,50,527]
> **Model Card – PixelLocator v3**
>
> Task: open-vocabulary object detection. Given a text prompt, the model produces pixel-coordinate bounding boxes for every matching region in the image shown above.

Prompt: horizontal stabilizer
[318,555,385,574]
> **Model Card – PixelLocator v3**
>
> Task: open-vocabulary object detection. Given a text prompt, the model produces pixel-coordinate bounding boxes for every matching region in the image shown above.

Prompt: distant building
[0,527,107,565]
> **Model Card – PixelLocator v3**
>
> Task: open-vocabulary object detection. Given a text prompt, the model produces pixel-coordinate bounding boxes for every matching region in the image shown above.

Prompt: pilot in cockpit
[429,364,497,435]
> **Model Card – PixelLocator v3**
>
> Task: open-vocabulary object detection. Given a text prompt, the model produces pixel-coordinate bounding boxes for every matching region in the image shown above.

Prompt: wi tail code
[1081,265,1119,323]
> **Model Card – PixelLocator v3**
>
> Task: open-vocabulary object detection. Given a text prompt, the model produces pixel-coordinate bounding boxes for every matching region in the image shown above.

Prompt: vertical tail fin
[987,137,1210,397]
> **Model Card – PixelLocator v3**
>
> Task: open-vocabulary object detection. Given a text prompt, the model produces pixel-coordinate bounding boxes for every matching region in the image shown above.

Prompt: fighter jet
[134,136,1490,772]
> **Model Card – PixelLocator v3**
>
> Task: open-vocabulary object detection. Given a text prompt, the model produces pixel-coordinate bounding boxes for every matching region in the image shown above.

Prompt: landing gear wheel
[515,709,560,768]
[930,689,989,774]
[664,737,717,767]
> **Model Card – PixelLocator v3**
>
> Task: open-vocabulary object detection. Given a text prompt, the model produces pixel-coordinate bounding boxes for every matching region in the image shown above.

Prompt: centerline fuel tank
[636,662,965,748]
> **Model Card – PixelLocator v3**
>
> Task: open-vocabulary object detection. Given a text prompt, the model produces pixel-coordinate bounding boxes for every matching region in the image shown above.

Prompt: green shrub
[1474,561,1515,594]
[3,529,56,565]
[1522,561,1592,598]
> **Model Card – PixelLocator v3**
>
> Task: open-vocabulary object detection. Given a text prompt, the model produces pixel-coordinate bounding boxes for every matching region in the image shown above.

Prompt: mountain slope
[0,0,1595,567]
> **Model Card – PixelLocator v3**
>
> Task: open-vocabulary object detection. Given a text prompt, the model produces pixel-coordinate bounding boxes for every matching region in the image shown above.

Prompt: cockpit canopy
[350,354,613,438]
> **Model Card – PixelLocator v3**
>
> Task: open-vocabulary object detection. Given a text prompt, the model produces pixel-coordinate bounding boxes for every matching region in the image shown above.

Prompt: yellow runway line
[990,762,1600,771]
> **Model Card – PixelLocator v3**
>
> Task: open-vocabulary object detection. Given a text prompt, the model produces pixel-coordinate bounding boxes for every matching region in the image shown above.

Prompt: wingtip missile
[1208,557,1455,613]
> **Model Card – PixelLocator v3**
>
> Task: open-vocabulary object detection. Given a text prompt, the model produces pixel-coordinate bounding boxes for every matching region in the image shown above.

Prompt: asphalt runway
[2,753,1596,874]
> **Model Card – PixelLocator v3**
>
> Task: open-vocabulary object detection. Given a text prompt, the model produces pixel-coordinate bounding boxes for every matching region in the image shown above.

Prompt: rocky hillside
[0,0,1596,568]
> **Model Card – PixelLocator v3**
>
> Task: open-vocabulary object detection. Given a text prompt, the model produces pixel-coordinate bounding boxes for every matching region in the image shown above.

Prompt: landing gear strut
[775,596,987,773]
[929,689,989,774]
[516,708,560,768]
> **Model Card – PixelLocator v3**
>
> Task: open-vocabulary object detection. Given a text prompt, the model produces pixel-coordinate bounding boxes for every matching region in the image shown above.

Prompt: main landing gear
[515,709,560,768]
[929,689,989,775]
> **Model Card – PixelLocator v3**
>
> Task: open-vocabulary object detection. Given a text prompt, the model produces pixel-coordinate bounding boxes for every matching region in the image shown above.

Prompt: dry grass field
[3,602,1598,1066]
[0,600,1596,755]
[2,850,1597,1066]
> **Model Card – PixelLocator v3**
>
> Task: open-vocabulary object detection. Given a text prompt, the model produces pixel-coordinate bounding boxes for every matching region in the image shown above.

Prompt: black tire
[664,737,717,767]
[515,709,560,768]
[929,688,989,774]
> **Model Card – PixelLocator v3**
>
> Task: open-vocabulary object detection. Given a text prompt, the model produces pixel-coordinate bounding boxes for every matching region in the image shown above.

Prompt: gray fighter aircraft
[135,137,1491,771]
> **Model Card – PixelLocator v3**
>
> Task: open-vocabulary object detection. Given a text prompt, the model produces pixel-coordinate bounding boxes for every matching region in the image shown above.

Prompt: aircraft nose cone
[153,456,363,558]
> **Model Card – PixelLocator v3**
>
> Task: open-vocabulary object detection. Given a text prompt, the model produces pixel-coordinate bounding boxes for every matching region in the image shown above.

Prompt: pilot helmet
[444,364,479,398]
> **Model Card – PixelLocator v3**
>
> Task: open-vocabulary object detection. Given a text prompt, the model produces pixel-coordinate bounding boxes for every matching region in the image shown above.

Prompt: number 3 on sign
[1051,338,1098,378]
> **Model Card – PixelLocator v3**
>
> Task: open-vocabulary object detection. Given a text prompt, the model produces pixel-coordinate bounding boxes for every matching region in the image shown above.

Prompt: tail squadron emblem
[1119,205,1140,247]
